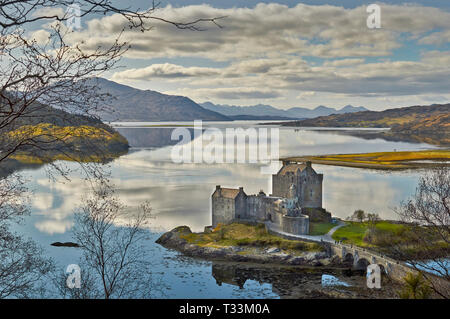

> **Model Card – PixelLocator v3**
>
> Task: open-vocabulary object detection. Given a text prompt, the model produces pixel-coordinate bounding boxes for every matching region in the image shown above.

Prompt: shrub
[398,273,432,299]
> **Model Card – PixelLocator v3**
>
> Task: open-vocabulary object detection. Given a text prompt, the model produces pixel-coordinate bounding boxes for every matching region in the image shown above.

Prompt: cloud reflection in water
[25,125,427,235]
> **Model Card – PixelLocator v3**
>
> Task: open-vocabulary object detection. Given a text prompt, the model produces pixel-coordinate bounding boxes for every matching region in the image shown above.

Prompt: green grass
[180,223,323,254]
[309,222,336,236]
[331,221,449,260]
[331,221,408,247]
[375,221,406,233]
[332,222,369,246]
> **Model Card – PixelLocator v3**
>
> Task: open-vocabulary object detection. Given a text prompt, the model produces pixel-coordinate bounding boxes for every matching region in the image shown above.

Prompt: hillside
[278,103,450,146]
[91,78,230,122]
[0,99,129,176]
[201,102,368,119]
[282,104,449,128]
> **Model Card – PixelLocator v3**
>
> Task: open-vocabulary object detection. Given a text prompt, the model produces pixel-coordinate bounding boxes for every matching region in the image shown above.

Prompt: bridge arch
[343,253,354,264]
[355,258,370,270]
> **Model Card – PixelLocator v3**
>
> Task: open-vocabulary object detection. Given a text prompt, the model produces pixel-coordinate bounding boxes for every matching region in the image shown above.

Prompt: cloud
[112,63,219,80]
[132,48,450,99]
[63,3,450,60]
[297,91,316,100]
[323,59,365,67]
[171,87,283,100]
[31,7,65,19]
[29,29,51,45]
[32,193,53,211]
[45,3,450,106]
[35,219,73,235]
[419,30,450,45]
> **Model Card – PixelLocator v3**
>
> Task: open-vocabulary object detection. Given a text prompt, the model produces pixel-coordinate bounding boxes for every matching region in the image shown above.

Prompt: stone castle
[211,161,330,236]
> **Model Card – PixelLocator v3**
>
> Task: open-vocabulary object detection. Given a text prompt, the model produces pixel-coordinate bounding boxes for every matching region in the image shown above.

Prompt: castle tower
[272,161,323,209]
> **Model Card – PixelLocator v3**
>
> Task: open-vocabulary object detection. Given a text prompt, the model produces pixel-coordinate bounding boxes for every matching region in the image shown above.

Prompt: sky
[31,1,450,111]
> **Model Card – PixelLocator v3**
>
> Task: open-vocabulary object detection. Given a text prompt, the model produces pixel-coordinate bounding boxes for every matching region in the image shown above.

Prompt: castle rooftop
[213,186,245,199]
[277,163,307,175]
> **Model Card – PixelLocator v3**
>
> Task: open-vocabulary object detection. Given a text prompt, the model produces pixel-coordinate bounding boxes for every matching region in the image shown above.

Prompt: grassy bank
[283,150,450,170]
[332,221,409,247]
[6,123,129,164]
[309,222,336,236]
[331,221,449,260]
[180,223,323,255]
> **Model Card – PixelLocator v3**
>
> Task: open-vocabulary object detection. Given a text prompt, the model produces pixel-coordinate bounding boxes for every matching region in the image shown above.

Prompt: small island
[157,162,339,266]
[156,223,336,266]
[157,161,449,292]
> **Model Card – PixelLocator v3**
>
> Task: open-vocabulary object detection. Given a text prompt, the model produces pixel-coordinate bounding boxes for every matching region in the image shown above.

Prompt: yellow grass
[283,150,450,169]
[7,123,128,164]
[180,223,323,254]
[8,123,121,141]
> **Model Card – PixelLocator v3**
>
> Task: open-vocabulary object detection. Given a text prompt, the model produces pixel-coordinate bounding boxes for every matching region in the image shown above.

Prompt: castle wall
[302,177,323,208]
[272,174,297,198]
[299,168,323,208]
[235,192,247,219]
[212,196,235,227]
[282,215,309,235]
[270,205,283,227]
[212,162,323,235]
[246,195,278,222]
[246,196,264,221]
[301,207,331,223]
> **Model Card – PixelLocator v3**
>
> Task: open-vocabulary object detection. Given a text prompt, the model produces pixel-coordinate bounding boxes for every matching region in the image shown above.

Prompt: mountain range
[281,103,449,128]
[277,103,450,146]
[92,78,229,122]
[200,102,368,119]
[89,78,368,121]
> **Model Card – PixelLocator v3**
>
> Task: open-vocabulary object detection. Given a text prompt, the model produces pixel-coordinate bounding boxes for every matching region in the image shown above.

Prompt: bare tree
[367,213,380,229]
[57,182,154,299]
[350,209,366,223]
[0,1,221,298]
[0,1,222,169]
[0,174,54,298]
[393,167,450,298]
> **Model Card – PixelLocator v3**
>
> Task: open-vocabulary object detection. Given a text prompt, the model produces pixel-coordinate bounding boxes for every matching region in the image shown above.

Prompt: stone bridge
[267,221,449,288]
[329,243,414,281]
[329,243,449,293]
[266,221,417,281]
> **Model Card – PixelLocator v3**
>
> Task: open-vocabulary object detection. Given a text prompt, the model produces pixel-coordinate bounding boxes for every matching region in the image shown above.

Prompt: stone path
[265,220,346,244]
[322,221,347,242]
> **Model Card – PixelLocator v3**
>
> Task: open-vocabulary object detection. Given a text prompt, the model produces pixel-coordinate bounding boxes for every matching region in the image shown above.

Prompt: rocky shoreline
[156,226,344,267]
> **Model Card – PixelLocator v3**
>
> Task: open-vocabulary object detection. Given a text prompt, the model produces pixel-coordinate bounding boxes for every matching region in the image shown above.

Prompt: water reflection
[117,127,194,149]
[21,124,432,237]
[211,262,363,298]
[321,274,350,287]
[11,123,436,299]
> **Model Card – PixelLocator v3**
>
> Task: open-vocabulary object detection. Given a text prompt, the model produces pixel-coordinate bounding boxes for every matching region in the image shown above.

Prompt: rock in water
[51,242,80,248]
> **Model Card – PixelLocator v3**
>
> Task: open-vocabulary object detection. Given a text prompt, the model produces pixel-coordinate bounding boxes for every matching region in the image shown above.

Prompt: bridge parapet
[330,243,416,281]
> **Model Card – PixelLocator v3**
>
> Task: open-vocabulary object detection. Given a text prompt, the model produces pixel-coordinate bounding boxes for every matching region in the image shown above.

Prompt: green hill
[279,103,450,146]
[0,99,129,176]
